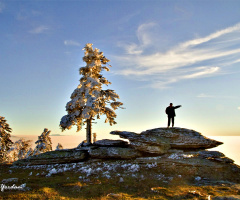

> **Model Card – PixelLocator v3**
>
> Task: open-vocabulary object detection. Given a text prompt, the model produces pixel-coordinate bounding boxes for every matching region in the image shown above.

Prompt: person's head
[170,103,173,107]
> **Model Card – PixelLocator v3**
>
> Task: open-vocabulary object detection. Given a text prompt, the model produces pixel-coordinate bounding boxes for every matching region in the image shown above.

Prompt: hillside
[1,127,240,199]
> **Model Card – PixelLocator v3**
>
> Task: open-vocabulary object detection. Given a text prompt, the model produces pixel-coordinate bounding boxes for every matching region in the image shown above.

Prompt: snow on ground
[10,152,198,183]
[168,153,195,159]
[10,160,173,182]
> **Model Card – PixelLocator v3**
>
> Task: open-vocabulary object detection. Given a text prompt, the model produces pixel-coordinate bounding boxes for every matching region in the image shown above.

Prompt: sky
[1,0,240,139]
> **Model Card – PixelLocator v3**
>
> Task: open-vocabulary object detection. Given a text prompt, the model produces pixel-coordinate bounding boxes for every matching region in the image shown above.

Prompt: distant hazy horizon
[11,126,240,137]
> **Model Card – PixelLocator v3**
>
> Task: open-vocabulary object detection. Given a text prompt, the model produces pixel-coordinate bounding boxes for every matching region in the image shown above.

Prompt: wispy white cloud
[183,67,219,79]
[64,40,81,47]
[115,22,240,89]
[118,22,156,55]
[179,23,240,49]
[137,22,156,47]
[29,26,49,34]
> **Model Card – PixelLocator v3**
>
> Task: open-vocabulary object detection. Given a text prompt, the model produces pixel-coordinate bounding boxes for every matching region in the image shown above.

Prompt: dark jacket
[165,105,181,117]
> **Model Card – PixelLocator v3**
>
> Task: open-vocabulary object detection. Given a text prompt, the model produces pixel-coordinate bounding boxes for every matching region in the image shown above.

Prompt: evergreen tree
[33,128,52,155]
[7,138,33,162]
[60,43,123,144]
[0,116,13,162]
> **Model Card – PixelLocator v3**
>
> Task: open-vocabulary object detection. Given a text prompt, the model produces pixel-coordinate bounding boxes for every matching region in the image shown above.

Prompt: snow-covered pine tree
[0,116,13,162]
[33,128,52,155]
[7,138,33,162]
[60,43,123,144]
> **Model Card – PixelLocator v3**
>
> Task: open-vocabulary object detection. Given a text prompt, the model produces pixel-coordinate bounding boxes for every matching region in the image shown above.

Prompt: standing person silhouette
[165,103,182,128]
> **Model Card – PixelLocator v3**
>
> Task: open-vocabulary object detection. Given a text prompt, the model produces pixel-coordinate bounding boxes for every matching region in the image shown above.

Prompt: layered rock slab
[13,149,88,165]
[135,150,240,183]
[87,146,142,159]
[142,127,223,149]
[13,127,224,165]
[110,130,171,154]
[111,127,223,153]
[13,141,141,165]
[93,139,128,147]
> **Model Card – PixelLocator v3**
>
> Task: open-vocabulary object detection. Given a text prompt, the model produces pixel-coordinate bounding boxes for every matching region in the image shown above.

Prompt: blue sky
[1,0,240,138]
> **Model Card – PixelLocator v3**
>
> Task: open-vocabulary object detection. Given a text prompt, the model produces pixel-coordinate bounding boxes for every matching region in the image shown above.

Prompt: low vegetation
[1,159,239,200]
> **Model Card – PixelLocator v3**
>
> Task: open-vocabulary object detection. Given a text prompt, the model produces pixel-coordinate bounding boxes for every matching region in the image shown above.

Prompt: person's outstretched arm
[174,105,182,109]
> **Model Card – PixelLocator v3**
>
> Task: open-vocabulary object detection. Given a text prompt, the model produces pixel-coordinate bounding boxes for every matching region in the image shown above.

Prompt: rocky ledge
[14,149,89,165]
[110,127,223,154]
[14,127,224,165]
[12,127,240,194]
[13,127,229,165]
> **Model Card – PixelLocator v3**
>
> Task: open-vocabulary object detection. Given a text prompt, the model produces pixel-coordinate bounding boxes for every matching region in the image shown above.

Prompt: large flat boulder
[141,127,223,149]
[111,127,223,154]
[13,149,89,165]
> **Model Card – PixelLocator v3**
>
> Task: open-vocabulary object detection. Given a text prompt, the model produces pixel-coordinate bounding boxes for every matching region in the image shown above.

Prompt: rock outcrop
[134,150,240,183]
[13,127,226,165]
[10,127,240,199]
[13,149,88,165]
[87,146,142,159]
[111,127,223,153]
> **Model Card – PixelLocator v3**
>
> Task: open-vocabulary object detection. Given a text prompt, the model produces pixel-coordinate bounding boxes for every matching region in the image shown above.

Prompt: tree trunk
[86,118,92,145]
